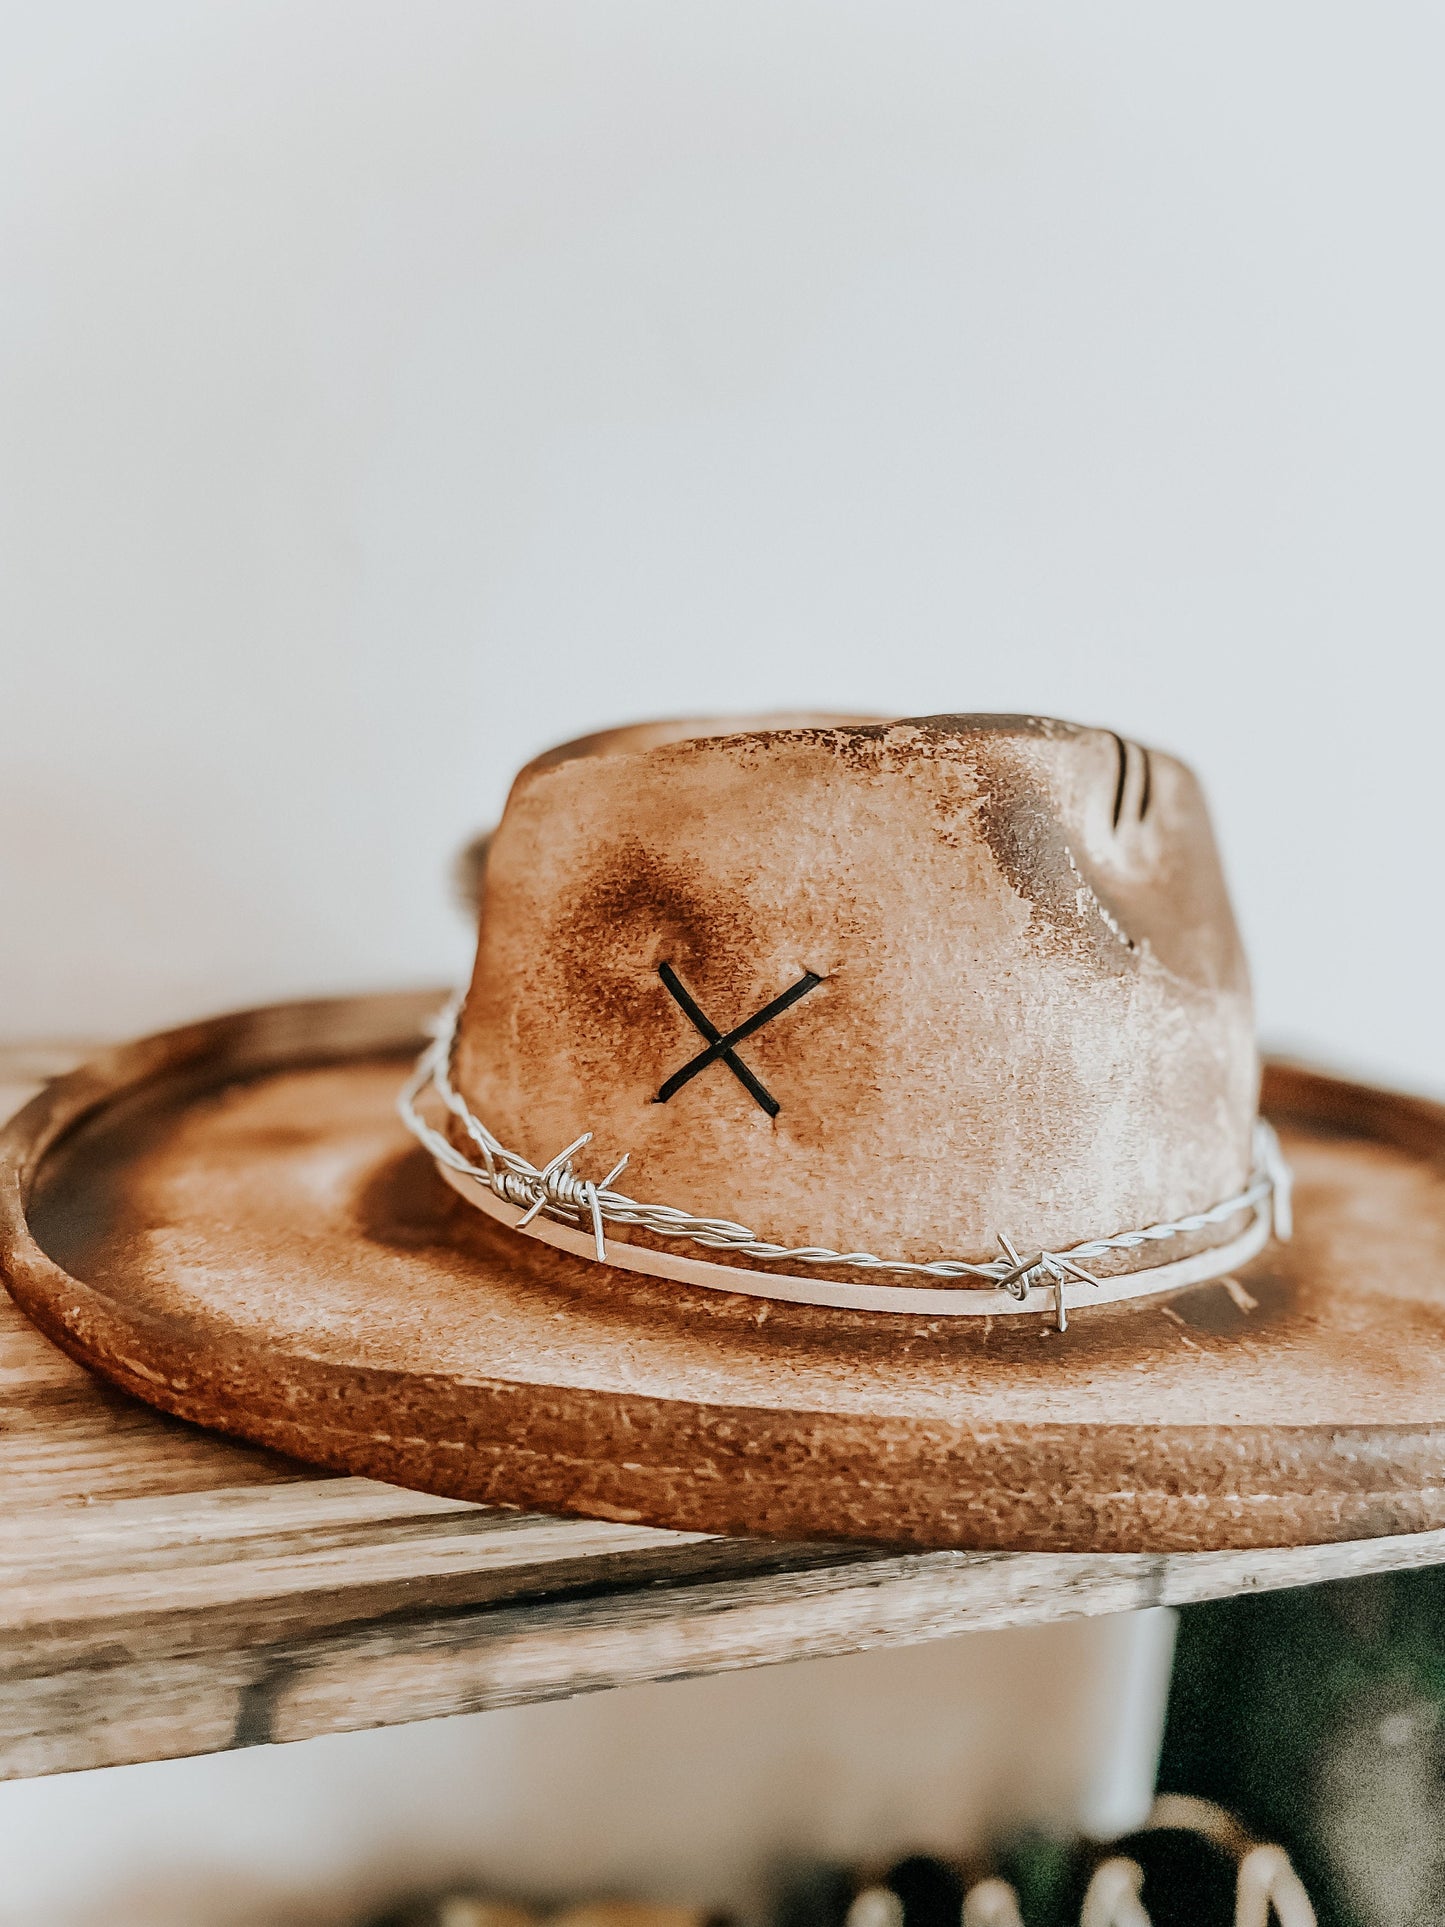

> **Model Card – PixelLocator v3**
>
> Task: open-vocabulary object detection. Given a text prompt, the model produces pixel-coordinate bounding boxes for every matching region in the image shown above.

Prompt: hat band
[400,998,1292,1329]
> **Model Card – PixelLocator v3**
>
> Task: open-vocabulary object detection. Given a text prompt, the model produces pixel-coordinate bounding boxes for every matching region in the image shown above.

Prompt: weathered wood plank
[10,1523,1445,1780]
[259,1526,1445,1746]
[0,1651,257,1781]
[0,1488,849,1675]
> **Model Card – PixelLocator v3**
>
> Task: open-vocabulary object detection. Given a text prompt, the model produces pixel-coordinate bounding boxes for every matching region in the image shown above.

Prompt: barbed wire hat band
[401,996,1290,1328]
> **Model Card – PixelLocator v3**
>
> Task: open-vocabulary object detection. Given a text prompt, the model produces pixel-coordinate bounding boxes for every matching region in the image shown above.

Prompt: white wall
[4,2,1444,1090]
[1,6,1440,1923]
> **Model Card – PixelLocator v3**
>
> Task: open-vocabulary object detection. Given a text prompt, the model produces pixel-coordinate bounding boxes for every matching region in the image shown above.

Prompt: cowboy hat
[4,714,1444,1552]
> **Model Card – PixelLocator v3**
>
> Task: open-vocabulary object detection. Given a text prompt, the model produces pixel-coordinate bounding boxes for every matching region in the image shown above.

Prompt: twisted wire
[399,995,1290,1299]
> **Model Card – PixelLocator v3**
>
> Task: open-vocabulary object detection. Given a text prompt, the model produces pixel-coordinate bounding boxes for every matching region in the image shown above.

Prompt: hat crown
[454,715,1256,1264]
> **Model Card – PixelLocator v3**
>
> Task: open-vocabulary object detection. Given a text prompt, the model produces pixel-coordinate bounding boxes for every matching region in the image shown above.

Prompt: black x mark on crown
[654,962,823,1117]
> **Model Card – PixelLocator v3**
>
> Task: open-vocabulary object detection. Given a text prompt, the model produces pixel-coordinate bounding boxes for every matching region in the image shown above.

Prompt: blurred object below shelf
[359,1812,1315,1927]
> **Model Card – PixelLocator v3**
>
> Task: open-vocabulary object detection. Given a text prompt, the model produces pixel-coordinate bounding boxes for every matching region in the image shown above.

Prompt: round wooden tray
[5,989,1445,1553]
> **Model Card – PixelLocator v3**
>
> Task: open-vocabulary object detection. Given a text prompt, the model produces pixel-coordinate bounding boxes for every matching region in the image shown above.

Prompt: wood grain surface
[5,1015,1445,1783]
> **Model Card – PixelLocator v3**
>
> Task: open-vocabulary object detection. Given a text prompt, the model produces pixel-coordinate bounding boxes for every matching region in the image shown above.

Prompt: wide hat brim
[4,989,1445,1555]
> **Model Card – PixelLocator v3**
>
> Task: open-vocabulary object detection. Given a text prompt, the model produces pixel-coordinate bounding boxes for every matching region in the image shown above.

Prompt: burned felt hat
[19,709,1445,1553]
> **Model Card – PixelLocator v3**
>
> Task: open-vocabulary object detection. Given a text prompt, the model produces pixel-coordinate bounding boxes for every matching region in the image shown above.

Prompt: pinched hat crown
[424,714,1269,1314]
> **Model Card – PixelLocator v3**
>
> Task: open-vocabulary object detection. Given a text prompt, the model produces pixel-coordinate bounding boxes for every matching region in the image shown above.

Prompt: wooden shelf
[5,1044,1445,1782]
